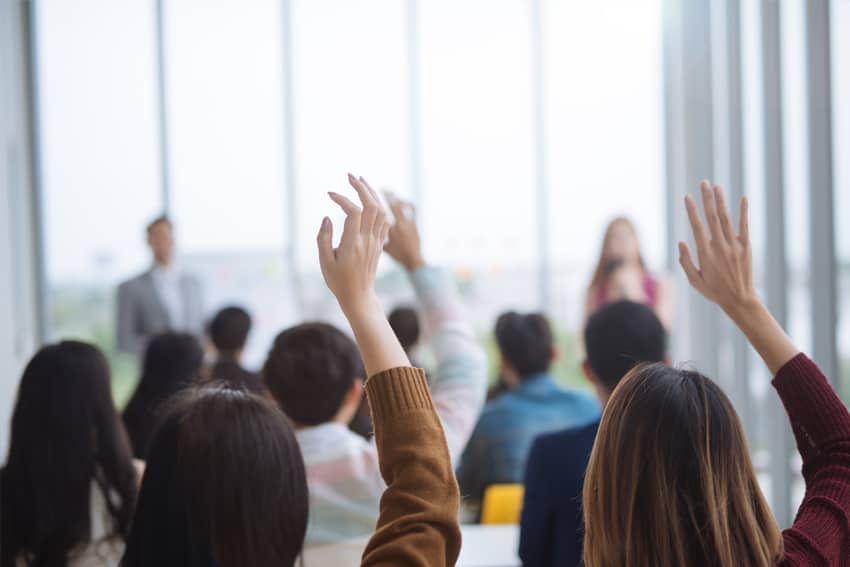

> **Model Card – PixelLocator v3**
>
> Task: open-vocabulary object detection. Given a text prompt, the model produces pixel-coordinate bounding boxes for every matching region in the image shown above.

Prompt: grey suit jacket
[116,269,204,355]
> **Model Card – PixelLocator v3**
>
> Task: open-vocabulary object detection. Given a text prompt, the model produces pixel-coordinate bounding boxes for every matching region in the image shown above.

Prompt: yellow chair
[480,484,524,525]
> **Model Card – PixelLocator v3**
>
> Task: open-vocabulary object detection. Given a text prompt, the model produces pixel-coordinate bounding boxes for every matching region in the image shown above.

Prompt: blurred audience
[1,341,139,567]
[585,217,671,328]
[458,312,600,506]
[123,332,204,459]
[520,300,667,566]
[116,215,204,356]
[206,306,264,395]
[388,305,421,359]
[262,188,486,546]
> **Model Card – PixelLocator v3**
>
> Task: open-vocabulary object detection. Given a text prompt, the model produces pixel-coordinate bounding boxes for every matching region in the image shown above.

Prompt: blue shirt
[519,419,601,567]
[457,374,600,504]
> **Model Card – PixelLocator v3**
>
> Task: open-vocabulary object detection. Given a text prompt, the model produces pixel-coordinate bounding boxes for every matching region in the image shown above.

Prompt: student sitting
[262,186,487,546]
[458,312,600,505]
[1,341,139,567]
[123,332,204,459]
[519,300,667,566]
[206,305,264,395]
[122,174,464,567]
[582,182,850,565]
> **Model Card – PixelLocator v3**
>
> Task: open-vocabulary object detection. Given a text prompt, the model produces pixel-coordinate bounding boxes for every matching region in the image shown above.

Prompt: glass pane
[419,0,537,317]
[36,0,161,404]
[165,0,293,367]
[542,0,665,386]
[833,0,850,402]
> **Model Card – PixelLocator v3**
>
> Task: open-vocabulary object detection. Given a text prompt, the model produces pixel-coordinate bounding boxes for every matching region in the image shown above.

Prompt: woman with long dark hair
[122,332,204,459]
[1,341,138,567]
[581,182,850,566]
[122,174,463,566]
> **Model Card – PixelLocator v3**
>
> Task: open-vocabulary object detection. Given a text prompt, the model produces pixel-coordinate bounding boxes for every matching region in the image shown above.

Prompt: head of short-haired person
[388,306,421,357]
[582,300,669,406]
[495,312,557,388]
[263,323,365,431]
[209,306,251,364]
[147,215,175,268]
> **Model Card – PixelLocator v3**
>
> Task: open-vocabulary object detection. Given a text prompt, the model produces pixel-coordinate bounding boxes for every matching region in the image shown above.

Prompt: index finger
[348,173,378,210]
[684,193,709,251]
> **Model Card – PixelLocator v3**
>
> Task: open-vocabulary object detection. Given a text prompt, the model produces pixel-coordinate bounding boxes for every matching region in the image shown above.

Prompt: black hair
[1,341,137,567]
[121,384,308,567]
[388,306,421,353]
[263,323,364,426]
[208,306,252,354]
[494,311,554,378]
[583,300,667,392]
[123,332,204,459]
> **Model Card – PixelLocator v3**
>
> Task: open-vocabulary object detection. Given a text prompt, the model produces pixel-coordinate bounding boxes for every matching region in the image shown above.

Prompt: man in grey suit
[116,215,204,355]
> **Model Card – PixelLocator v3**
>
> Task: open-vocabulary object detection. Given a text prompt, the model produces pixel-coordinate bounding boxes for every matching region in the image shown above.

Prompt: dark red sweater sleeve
[772,353,850,565]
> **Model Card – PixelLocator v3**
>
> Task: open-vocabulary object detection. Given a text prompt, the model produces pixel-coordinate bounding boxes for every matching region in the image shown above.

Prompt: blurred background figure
[585,217,671,328]
[116,216,205,356]
[1,341,139,567]
[207,305,264,395]
[388,305,422,364]
[122,331,205,459]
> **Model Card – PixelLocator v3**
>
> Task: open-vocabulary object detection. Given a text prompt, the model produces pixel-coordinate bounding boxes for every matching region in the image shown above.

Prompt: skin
[147,221,175,267]
[678,180,798,374]
[317,174,410,378]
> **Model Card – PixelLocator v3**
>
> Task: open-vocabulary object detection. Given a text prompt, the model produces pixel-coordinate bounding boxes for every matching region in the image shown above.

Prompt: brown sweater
[360,367,462,567]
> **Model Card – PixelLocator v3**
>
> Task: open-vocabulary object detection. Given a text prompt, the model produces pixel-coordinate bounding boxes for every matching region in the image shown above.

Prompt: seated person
[207,305,264,395]
[122,173,465,567]
[519,300,668,566]
[458,312,600,506]
[123,332,204,459]
[262,187,487,546]
[388,305,421,358]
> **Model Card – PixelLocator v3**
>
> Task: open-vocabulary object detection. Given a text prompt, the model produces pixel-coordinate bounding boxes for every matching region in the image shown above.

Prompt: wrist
[339,292,383,323]
[403,254,426,272]
[722,293,764,323]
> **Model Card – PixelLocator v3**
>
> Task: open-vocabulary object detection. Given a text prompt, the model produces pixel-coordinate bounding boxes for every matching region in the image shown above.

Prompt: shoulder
[557,387,601,410]
[119,271,151,291]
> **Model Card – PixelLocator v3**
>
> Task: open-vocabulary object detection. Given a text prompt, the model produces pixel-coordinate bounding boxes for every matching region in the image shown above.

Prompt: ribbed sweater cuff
[366,367,434,422]
[773,353,850,455]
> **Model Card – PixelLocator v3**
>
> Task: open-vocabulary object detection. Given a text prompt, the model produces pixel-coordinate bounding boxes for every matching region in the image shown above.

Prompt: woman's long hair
[1,341,138,567]
[123,332,203,459]
[588,217,646,292]
[121,384,309,567]
[582,363,783,567]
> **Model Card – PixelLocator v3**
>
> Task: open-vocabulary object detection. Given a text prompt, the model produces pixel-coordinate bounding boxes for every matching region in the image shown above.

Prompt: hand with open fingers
[317,174,391,315]
[678,180,758,316]
[383,192,425,272]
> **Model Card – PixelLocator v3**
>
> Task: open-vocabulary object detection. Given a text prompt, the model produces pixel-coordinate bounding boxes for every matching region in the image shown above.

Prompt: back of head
[583,300,667,393]
[495,311,553,379]
[388,306,421,353]
[1,341,136,566]
[208,306,252,355]
[124,332,204,458]
[263,322,364,426]
[122,385,308,567]
[582,364,782,567]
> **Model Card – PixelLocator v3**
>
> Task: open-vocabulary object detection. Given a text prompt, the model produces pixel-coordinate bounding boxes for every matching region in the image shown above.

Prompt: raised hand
[318,174,390,316]
[383,193,425,272]
[678,180,797,374]
[317,174,409,376]
[678,180,756,317]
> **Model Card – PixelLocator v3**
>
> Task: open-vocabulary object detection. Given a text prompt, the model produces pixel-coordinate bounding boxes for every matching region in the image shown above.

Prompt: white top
[17,481,125,567]
[151,263,186,330]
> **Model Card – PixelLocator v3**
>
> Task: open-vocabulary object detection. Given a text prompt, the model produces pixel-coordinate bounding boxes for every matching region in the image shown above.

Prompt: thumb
[317,217,335,270]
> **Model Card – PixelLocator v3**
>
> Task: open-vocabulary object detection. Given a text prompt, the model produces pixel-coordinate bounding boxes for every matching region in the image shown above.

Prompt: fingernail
[322,216,330,227]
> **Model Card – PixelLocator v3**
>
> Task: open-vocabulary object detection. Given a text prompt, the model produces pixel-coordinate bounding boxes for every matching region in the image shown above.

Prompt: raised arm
[317,174,461,567]
[679,181,850,564]
[384,194,487,464]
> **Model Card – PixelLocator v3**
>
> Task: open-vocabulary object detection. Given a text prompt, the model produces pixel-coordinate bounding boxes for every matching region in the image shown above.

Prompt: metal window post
[154,0,171,213]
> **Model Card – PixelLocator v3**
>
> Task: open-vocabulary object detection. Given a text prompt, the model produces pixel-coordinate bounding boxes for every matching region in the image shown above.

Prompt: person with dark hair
[263,182,486,546]
[519,300,668,566]
[122,173,466,566]
[457,311,599,505]
[116,215,204,356]
[388,306,421,355]
[123,332,204,459]
[1,341,139,567]
[581,182,850,566]
[207,306,264,394]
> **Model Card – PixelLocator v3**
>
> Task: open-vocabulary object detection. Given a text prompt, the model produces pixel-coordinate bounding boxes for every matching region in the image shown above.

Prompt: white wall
[0,0,42,460]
